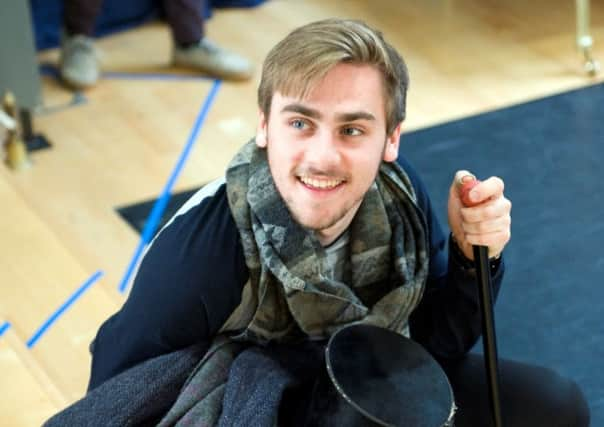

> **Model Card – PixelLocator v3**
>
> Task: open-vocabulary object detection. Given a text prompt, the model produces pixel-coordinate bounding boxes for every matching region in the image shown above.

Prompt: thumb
[453,170,480,207]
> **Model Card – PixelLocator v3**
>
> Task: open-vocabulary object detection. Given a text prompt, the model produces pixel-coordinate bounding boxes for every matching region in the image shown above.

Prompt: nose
[304,130,341,172]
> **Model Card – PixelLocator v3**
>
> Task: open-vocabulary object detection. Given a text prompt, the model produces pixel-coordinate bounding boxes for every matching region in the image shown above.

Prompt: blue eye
[342,127,362,136]
[291,119,307,130]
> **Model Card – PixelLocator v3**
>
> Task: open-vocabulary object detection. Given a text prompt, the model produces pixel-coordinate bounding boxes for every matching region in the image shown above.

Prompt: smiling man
[257,62,400,246]
[46,19,589,427]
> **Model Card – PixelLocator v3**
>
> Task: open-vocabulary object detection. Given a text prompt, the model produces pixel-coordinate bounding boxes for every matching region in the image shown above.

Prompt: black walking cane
[460,177,504,427]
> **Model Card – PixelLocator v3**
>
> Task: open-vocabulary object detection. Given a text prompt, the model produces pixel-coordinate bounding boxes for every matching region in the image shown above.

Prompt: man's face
[256,63,401,244]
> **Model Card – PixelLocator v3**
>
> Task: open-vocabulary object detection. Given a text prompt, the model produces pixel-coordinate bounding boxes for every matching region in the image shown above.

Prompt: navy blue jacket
[88,157,503,390]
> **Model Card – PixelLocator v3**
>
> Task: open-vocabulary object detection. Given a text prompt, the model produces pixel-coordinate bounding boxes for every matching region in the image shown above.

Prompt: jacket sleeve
[399,157,505,360]
[87,184,248,390]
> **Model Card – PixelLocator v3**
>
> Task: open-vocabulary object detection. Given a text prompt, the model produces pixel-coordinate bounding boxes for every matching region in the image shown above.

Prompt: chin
[289,209,322,228]
[298,214,338,232]
[295,216,323,230]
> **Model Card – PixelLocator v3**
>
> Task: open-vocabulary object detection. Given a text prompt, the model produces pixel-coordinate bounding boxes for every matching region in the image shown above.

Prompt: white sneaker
[172,39,253,81]
[60,33,100,89]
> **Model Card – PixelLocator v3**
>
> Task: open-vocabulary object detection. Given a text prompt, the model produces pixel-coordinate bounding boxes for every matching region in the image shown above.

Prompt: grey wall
[0,0,42,110]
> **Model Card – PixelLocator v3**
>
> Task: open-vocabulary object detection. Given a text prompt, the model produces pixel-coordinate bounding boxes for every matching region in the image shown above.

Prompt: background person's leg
[63,0,104,36]
[162,0,205,45]
[162,0,253,80]
[441,354,590,427]
[60,0,104,88]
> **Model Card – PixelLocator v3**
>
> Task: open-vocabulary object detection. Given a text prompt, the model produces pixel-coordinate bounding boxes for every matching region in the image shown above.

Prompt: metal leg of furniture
[576,0,600,75]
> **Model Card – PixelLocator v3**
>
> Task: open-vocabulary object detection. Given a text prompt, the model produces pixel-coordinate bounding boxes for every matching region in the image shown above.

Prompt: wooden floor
[1,0,603,424]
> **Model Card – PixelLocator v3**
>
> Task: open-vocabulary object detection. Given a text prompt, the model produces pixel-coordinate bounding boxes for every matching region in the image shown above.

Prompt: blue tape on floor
[39,63,60,79]
[0,321,10,338]
[26,270,104,349]
[117,79,222,294]
[39,63,213,82]
[103,72,214,81]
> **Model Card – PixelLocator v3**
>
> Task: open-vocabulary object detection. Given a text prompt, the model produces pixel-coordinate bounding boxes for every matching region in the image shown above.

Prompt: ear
[383,122,402,162]
[256,110,268,148]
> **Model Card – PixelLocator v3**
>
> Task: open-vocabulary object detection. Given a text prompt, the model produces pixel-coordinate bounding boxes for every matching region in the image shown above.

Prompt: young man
[64,19,588,426]
[60,0,253,88]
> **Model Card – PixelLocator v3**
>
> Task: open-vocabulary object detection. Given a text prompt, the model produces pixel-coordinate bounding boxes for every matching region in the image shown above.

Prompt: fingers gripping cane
[460,178,504,427]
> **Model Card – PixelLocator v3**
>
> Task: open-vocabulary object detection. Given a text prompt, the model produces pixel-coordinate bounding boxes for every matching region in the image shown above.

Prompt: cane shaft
[474,245,503,427]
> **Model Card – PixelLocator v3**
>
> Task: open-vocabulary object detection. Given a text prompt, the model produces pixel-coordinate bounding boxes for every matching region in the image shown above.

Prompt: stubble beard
[284,191,365,233]
[265,132,387,234]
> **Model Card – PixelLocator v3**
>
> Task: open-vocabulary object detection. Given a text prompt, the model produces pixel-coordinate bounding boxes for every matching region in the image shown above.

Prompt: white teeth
[299,176,343,189]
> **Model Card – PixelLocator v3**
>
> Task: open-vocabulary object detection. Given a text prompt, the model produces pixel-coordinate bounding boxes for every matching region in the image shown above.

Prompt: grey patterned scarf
[225,140,430,342]
[158,140,431,426]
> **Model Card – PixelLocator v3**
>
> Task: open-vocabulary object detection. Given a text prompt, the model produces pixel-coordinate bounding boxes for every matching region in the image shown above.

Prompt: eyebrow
[335,111,376,122]
[281,103,322,119]
[280,103,376,123]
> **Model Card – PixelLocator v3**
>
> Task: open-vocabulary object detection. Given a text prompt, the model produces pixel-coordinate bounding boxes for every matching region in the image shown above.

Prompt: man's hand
[447,170,512,260]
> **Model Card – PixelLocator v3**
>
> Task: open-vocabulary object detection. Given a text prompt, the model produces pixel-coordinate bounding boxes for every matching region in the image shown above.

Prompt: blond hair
[257,18,409,134]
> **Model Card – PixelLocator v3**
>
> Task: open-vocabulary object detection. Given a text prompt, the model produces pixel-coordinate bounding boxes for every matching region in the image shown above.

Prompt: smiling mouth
[298,176,345,190]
